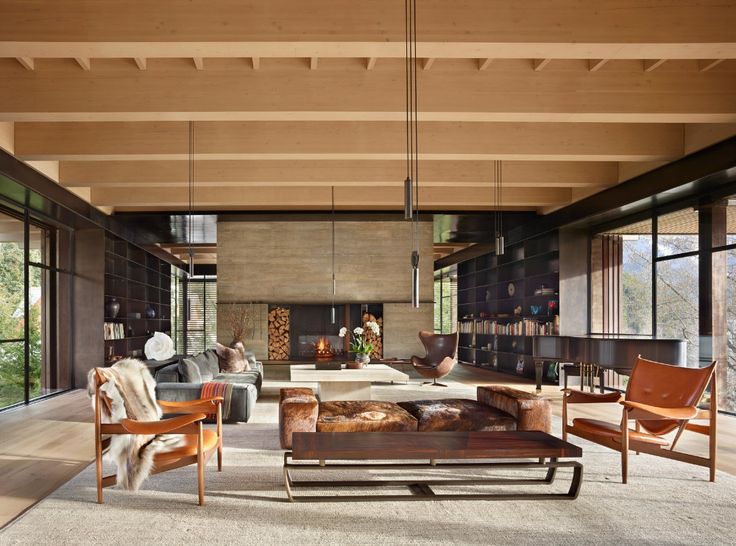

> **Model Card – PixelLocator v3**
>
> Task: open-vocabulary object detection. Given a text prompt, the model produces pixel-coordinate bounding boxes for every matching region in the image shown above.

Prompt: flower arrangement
[339,321,380,356]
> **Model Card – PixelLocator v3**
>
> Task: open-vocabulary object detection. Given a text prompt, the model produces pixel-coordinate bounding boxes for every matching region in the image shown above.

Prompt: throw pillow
[215,342,250,373]
[178,358,203,383]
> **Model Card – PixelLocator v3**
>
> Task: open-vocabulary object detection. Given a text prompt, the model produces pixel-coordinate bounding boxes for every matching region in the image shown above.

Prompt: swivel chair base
[421,378,448,387]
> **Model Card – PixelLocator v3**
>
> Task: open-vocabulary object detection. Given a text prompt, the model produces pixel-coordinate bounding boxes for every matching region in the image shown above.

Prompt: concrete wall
[217,217,434,359]
[559,227,589,336]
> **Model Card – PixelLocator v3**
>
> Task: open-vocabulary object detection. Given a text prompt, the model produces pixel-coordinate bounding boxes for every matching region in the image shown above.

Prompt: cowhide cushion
[397,398,517,432]
[317,401,418,433]
[215,342,251,373]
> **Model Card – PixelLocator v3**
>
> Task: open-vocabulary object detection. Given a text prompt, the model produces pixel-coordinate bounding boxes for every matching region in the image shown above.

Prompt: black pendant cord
[188,121,194,276]
[405,0,420,307]
[412,0,419,248]
[331,186,336,323]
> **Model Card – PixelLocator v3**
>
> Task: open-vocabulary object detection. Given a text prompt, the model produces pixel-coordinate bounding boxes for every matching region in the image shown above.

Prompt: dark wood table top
[291,431,582,461]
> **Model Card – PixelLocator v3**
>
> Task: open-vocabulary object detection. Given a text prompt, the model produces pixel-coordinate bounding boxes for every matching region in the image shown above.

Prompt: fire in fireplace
[314,336,334,360]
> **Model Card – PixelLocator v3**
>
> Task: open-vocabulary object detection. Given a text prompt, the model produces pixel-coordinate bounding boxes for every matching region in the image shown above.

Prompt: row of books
[104,322,126,340]
[459,316,559,336]
[523,317,559,336]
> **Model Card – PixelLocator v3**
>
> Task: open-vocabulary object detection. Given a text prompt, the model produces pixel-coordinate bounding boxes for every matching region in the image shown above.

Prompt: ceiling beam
[193,57,204,70]
[58,159,619,188]
[89,185,574,210]
[365,57,377,70]
[698,59,725,72]
[533,58,551,71]
[2,1,734,52]
[16,57,34,70]
[477,58,493,71]
[74,57,91,70]
[133,57,147,70]
[251,56,260,69]
[14,121,685,162]
[309,56,318,70]
[644,59,667,72]
[2,62,734,123]
[422,58,435,70]
[588,59,608,72]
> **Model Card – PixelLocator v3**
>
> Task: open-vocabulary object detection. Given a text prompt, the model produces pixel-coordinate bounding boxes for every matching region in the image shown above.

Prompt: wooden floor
[1,363,734,530]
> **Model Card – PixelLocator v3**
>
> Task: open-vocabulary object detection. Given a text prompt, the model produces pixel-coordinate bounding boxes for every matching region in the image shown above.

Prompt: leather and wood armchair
[92,368,224,506]
[411,331,459,387]
[563,355,717,483]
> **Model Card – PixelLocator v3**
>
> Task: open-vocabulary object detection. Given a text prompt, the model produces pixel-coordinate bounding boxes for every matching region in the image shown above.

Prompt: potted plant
[339,321,380,369]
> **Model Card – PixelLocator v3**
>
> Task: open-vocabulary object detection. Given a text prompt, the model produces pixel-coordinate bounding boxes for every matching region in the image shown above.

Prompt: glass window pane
[656,256,699,368]
[728,199,736,246]
[28,265,43,399]
[657,208,699,256]
[0,212,26,408]
[718,249,735,413]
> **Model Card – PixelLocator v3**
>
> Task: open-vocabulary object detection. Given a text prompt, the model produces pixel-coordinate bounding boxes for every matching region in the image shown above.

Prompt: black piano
[532,335,687,392]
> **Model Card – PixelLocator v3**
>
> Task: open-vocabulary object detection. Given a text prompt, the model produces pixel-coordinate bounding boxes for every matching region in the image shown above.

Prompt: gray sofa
[155,348,263,423]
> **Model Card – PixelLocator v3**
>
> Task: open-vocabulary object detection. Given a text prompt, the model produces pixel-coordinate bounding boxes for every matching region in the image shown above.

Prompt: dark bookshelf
[103,234,173,362]
[456,232,559,381]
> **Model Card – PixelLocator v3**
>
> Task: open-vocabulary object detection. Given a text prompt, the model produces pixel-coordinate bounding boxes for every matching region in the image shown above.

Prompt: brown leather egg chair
[411,331,459,387]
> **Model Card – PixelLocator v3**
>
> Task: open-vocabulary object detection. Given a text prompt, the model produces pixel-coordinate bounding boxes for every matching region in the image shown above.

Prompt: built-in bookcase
[103,234,172,362]
[456,231,559,381]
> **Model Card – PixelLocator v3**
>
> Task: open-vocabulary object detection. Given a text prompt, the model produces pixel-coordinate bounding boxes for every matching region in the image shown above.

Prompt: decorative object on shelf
[547,300,559,315]
[534,284,556,296]
[530,305,542,316]
[507,282,515,297]
[515,356,525,375]
[127,312,141,319]
[339,322,380,368]
[513,305,522,316]
[105,298,120,318]
[402,0,421,308]
[145,304,156,319]
[144,331,175,361]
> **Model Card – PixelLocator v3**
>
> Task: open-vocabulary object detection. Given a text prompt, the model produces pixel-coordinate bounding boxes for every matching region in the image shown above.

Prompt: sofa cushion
[215,342,250,373]
[178,358,203,383]
[317,401,417,433]
[397,398,517,432]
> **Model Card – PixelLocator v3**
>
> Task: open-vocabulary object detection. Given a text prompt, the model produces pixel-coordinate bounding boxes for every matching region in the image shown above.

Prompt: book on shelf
[104,322,125,340]
[522,316,560,336]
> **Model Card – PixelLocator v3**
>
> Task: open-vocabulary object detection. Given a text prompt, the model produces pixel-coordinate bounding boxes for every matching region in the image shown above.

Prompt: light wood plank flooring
[1,363,734,529]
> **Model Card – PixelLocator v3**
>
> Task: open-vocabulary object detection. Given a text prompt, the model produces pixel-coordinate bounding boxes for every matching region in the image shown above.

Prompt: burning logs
[268,306,290,360]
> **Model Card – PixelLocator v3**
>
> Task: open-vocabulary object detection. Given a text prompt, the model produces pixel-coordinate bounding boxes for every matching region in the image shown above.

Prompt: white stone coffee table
[289,363,409,401]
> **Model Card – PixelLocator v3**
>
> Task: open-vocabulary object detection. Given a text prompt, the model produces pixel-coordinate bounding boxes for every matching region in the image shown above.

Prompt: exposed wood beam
[310,57,318,70]
[16,57,34,70]
[2,64,735,123]
[14,121,685,162]
[588,59,609,72]
[366,57,377,70]
[193,57,204,70]
[644,59,667,72]
[58,160,619,189]
[477,58,493,71]
[698,59,725,72]
[74,57,91,71]
[533,58,551,71]
[133,57,147,70]
[89,185,573,210]
[251,56,260,69]
[422,58,435,70]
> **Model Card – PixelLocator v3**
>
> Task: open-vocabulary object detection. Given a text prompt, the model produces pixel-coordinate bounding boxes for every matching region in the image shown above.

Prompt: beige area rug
[2,371,736,545]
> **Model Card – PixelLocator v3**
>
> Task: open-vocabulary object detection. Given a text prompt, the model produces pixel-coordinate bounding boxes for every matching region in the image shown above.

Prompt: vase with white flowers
[339,321,380,369]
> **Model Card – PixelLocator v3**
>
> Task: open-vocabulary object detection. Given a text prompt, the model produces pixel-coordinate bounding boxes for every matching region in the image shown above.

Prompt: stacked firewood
[268,306,290,360]
[362,313,383,359]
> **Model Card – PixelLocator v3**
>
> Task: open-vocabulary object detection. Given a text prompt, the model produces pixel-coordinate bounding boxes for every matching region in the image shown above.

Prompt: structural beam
[698,59,725,72]
[133,57,147,70]
[423,58,435,70]
[644,59,667,72]
[193,57,204,70]
[251,56,260,69]
[533,58,551,71]
[366,57,377,70]
[58,159,619,188]
[477,58,493,70]
[13,121,685,162]
[16,57,34,70]
[2,63,735,123]
[588,59,608,72]
[74,57,91,70]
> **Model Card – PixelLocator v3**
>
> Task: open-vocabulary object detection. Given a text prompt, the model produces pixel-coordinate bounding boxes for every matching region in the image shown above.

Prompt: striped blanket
[200,381,234,420]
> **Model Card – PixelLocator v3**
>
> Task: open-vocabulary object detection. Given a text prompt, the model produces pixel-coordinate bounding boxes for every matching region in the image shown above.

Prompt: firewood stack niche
[267,306,290,360]
[362,312,383,359]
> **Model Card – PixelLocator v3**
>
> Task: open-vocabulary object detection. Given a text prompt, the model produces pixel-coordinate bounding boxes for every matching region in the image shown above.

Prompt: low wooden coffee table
[283,431,583,502]
[289,363,409,401]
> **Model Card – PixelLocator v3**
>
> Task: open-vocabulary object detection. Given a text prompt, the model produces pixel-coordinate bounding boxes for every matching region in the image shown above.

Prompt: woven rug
[2,376,735,545]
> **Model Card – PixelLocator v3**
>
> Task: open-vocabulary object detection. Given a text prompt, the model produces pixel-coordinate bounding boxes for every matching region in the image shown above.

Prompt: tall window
[0,207,69,410]
[434,270,457,334]
[185,276,217,354]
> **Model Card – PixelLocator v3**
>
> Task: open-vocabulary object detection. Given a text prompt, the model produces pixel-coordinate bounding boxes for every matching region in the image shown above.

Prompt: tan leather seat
[155,430,220,462]
[572,418,669,446]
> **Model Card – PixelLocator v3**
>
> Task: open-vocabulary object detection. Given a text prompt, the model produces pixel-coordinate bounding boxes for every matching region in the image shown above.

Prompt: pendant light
[494,159,505,256]
[187,121,195,276]
[404,0,420,308]
[330,186,337,324]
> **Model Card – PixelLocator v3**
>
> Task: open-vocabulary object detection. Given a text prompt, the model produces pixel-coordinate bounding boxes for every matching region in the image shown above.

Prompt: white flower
[367,321,380,335]
[338,327,347,337]
[353,327,364,335]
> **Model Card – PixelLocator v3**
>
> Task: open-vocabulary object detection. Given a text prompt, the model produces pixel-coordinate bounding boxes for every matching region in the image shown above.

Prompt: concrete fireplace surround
[216,215,434,360]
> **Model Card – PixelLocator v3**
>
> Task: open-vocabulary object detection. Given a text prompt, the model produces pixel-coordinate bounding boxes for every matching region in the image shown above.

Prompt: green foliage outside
[0,242,42,408]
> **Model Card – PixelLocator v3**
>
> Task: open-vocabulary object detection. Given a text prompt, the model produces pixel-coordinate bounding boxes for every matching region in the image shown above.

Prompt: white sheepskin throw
[87,358,183,491]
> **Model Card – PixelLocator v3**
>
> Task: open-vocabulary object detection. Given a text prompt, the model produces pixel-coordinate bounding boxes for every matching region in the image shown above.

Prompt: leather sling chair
[562,355,717,483]
[92,368,224,506]
[411,331,459,387]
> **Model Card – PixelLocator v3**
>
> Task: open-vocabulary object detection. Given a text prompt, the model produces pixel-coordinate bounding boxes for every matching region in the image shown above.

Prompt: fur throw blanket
[87,358,183,491]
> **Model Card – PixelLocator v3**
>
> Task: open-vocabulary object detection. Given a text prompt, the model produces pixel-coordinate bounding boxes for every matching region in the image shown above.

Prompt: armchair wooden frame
[562,358,717,484]
[92,369,224,506]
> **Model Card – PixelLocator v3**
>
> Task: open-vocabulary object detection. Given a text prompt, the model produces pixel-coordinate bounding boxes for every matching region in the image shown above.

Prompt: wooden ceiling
[1,0,735,214]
